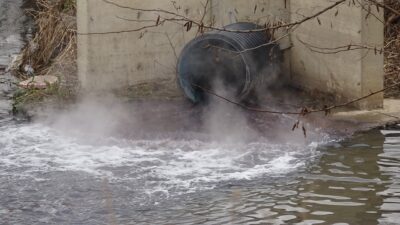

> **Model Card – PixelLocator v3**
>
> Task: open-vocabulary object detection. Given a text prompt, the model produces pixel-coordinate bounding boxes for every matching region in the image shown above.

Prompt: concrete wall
[77,0,289,90]
[77,0,384,109]
[290,0,384,109]
[77,0,204,91]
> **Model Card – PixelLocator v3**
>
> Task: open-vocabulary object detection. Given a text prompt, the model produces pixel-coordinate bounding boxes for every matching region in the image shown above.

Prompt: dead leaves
[291,120,308,138]
[183,21,205,33]
[198,22,205,34]
[291,107,313,138]
[302,126,307,138]
[292,120,300,131]
[184,21,193,32]
[156,15,161,26]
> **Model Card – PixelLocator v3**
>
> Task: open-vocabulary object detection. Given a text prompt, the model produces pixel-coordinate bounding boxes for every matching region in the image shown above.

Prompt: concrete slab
[332,99,400,126]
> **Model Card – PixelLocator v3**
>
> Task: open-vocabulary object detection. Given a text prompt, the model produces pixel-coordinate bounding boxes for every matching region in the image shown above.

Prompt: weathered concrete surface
[78,0,385,110]
[77,0,290,91]
[78,0,206,91]
[332,99,400,126]
[290,0,384,110]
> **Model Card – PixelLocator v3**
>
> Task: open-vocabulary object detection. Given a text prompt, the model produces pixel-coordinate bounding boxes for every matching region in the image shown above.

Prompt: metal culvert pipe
[177,22,281,103]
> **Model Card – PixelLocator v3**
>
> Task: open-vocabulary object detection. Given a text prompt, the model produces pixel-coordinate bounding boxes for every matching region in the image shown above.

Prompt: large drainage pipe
[177,22,281,103]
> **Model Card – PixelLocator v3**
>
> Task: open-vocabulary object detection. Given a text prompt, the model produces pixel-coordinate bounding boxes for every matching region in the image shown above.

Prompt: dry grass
[10,0,78,115]
[384,0,400,98]
[17,0,77,93]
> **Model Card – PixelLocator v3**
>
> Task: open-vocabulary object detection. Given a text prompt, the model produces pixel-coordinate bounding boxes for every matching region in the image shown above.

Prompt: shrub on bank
[385,0,400,98]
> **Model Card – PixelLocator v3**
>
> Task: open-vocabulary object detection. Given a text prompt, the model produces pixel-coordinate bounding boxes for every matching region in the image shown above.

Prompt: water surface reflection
[131,129,400,225]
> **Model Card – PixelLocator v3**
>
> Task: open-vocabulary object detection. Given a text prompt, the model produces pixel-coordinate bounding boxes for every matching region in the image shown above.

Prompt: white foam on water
[384,137,400,144]
[381,130,400,135]
[0,122,325,195]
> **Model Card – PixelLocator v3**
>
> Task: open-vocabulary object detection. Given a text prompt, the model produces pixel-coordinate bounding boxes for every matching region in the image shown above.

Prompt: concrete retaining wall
[290,0,384,109]
[77,0,384,109]
[77,0,204,91]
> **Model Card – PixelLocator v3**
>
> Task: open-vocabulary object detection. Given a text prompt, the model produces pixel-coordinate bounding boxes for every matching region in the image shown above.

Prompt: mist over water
[1,1,400,224]
[1,93,332,199]
[2,97,399,224]
[2,93,400,224]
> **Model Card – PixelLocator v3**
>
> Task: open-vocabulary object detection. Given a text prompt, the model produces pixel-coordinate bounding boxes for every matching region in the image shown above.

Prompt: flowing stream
[1,1,400,225]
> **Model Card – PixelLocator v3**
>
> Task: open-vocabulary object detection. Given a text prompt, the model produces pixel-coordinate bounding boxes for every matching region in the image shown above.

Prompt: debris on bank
[18,75,58,89]
[10,0,77,116]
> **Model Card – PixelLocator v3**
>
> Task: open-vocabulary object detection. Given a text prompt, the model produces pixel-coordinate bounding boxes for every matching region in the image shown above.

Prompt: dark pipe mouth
[178,37,250,103]
[177,22,281,104]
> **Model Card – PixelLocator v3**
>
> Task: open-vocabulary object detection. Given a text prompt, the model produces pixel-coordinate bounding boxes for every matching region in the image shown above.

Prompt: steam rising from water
[0,123,320,194]
[0,93,332,198]
[48,94,133,141]
[202,81,258,143]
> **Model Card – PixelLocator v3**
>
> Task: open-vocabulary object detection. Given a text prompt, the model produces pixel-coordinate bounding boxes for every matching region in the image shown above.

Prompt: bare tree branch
[191,81,400,116]
[78,0,346,35]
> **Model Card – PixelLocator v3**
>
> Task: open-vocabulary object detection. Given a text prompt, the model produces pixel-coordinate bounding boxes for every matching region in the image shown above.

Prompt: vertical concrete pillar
[360,0,384,109]
[289,0,384,109]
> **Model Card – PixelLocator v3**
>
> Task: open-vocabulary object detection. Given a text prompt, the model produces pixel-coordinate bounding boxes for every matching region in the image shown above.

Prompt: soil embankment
[9,0,77,116]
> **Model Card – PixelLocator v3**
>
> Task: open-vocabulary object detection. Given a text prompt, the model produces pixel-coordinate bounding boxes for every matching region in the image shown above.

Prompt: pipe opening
[178,22,282,104]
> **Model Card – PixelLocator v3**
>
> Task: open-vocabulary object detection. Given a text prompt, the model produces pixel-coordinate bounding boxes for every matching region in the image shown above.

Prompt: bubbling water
[0,120,328,199]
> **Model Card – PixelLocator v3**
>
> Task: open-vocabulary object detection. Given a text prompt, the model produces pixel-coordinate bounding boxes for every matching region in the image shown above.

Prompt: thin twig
[79,0,346,35]
[368,0,400,16]
[192,81,400,115]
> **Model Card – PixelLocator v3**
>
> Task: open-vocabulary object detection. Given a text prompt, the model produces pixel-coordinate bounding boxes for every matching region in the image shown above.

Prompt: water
[0,97,328,225]
[1,1,400,225]
[0,104,399,225]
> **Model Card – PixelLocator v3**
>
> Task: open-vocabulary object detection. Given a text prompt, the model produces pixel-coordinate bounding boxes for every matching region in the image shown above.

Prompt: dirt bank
[11,0,77,116]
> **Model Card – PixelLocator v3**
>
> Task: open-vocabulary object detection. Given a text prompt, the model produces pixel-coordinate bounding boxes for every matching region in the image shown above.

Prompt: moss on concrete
[114,79,183,101]
[12,82,76,118]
